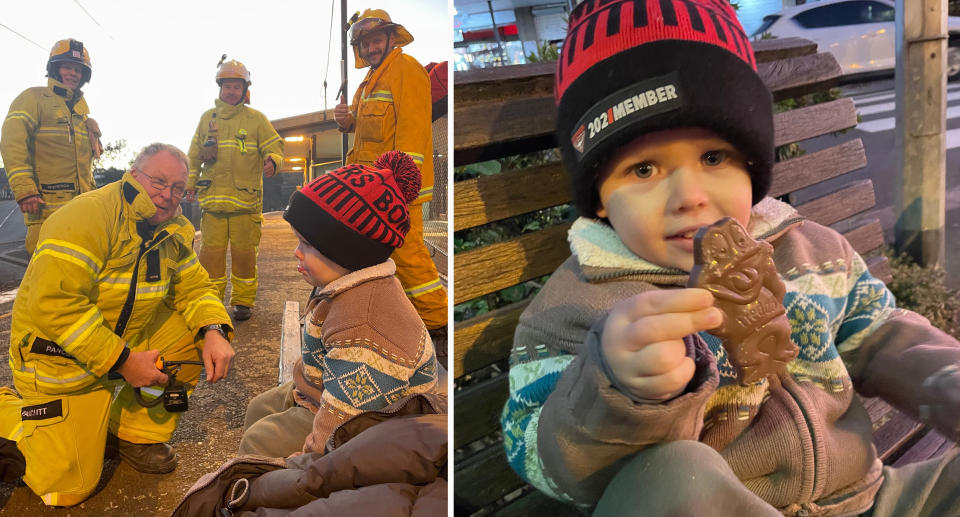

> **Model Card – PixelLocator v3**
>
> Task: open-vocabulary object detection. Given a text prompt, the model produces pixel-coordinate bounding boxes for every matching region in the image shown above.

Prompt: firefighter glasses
[137,170,187,198]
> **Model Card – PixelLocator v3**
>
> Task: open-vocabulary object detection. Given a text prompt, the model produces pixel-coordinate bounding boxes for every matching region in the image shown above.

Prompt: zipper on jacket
[113,229,169,336]
[113,242,147,336]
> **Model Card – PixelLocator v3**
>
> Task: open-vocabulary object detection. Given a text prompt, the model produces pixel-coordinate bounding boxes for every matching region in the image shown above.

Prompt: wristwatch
[199,324,229,341]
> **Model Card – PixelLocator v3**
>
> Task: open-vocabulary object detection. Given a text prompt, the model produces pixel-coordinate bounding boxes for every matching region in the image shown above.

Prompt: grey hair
[132,142,189,172]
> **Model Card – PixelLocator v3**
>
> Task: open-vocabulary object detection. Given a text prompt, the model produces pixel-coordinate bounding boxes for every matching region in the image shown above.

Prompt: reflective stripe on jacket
[187,100,283,214]
[346,48,434,204]
[1,79,97,203]
[8,173,232,394]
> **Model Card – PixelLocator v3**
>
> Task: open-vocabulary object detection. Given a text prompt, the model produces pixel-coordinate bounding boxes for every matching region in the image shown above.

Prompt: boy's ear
[596,203,607,219]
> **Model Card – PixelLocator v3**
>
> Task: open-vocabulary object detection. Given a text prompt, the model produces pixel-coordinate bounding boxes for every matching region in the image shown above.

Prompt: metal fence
[423,114,448,280]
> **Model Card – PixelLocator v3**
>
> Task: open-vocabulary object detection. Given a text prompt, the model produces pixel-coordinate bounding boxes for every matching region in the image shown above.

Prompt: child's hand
[601,288,723,401]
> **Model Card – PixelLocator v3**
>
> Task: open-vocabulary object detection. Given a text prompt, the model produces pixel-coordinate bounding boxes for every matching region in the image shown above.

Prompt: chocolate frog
[687,217,798,385]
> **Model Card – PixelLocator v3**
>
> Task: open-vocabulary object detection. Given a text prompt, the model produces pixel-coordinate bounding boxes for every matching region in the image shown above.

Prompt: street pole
[340,0,349,166]
[894,0,947,267]
[487,0,505,65]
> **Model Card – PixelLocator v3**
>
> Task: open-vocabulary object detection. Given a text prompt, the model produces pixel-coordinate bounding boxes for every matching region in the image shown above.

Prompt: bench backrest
[452,37,893,514]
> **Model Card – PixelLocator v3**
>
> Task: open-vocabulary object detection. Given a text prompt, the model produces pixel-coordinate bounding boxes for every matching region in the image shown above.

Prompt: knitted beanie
[556,0,774,217]
[283,151,421,270]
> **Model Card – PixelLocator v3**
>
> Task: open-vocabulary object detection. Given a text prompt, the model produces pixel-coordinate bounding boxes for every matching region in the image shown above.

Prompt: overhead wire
[0,22,46,51]
[73,0,114,39]
[322,0,335,116]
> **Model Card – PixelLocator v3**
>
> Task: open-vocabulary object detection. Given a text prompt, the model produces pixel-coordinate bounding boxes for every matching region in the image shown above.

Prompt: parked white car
[753,0,960,79]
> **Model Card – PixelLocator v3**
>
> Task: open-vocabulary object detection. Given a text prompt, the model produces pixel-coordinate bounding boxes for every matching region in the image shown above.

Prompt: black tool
[133,358,204,412]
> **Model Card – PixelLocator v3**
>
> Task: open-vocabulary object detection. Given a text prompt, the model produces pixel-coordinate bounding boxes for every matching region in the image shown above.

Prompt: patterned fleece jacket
[290,259,441,454]
[502,198,960,516]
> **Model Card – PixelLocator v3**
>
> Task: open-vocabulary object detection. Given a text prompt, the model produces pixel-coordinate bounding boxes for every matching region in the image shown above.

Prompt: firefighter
[1,38,103,255]
[333,9,448,334]
[186,58,283,322]
[0,143,235,506]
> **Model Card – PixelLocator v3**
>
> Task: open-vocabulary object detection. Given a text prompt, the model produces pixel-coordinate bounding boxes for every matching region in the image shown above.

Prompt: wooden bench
[453,37,952,515]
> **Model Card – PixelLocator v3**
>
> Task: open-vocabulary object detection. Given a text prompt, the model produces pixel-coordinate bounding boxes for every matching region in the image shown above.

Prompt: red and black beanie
[283,151,421,271]
[556,0,774,217]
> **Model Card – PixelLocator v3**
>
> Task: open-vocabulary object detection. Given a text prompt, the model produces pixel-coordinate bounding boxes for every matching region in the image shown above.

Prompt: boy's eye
[702,150,727,166]
[629,162,656,179]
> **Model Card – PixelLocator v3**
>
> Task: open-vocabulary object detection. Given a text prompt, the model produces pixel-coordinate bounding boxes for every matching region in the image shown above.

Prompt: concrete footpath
[0,212,314,516]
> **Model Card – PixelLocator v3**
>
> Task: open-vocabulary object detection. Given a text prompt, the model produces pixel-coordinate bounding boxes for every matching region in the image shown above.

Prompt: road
[0,200,28,291]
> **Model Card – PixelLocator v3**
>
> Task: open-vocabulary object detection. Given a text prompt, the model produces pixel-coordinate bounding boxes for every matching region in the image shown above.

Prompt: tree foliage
[94,139,132,187]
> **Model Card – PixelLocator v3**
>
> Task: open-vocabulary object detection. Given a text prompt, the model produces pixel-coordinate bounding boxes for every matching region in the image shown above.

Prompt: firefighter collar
[119,173,188,241]
[47,77,82,102]
[214,98,245,119]
[359,47,402,101]
[121,173,163,220]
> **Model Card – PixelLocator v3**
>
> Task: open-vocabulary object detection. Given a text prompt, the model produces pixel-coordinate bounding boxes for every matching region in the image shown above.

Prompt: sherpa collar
[315,259,397,299]
[569,196,804,282]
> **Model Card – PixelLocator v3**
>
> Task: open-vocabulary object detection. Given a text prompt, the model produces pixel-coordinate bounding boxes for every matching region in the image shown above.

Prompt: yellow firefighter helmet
[216,59,251,86]
[47,38,92,85]
[349,9,413,68]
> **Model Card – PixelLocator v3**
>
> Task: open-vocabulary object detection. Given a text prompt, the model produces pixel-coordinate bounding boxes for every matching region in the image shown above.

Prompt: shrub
[884,248,960,339]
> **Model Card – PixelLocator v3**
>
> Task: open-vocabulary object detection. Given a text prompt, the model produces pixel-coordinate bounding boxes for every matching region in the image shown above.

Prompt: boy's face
[596,128,753,272]
[292,229,349,287]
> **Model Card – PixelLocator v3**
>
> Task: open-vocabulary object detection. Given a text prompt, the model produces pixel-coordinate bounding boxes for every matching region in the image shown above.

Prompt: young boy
[239,151,443,457]
[502,1,960,515]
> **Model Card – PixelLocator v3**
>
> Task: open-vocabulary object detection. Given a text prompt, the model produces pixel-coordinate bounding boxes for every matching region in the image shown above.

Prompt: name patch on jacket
[571,72,684,158]
[40,182,75,191]
[30,337,75,360]
[21,400,63,421]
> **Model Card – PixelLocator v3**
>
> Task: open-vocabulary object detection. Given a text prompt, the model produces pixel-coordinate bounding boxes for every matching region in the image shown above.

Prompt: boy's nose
[667,167,709,213]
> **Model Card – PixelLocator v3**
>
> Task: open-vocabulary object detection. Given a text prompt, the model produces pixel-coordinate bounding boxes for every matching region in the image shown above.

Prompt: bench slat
[455,374,510,449]
[456,439,526,510]
[279,301,301,385]
[454,223,572,304]
[842,219,886,257]
[454,96,558,166]
[753,37,819,63]
[794,179,876,227]
[454,300,529,379]
[454,62,556,89]
[760,52,843,102]
[874,413,925,463]
[768,139,866,197]
[773,98,858,147]
[454,163,569,231]
[891,430,953,467]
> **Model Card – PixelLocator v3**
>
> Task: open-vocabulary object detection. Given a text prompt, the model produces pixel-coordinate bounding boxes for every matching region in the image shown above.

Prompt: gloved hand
[198,142,218,164]
[86,117,103,159]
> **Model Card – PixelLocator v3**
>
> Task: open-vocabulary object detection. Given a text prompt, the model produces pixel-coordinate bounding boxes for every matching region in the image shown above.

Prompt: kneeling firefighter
[0,143,235,507]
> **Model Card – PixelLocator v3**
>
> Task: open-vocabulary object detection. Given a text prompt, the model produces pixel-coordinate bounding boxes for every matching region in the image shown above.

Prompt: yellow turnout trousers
[0,310,202,507]
[392,204,447,330]
[198,211,262,307]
